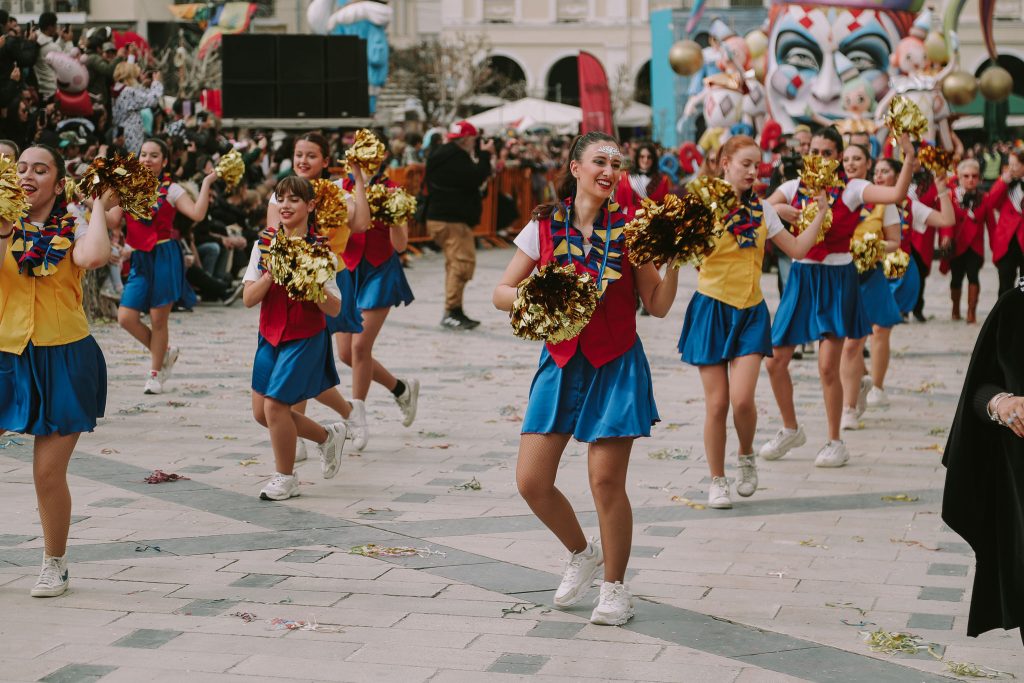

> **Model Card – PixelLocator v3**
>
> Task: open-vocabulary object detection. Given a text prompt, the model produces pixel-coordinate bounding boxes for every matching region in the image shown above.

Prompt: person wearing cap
[424,120,494,330]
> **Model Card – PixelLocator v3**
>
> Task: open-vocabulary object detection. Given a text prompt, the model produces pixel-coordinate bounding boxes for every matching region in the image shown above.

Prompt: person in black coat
[424,120,493,330]
[942,280,1024,644]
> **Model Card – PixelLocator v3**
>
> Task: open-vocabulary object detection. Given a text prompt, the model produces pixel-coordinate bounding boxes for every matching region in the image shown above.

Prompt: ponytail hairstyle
[142,136,171,172]
[24,144,67,209]
[843,142,872,180]
[533,131,620,219]
[715,134,759,178]
[876,156,902,184]
[295,132,332,179]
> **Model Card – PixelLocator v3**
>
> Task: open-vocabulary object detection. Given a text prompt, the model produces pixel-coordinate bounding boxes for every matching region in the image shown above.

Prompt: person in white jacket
[34,13,74,101]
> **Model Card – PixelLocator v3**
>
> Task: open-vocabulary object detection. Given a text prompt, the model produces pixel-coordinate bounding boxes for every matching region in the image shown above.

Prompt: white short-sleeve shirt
[166,182,187,207]
[242,243,341,299]
[777,177,868,266]
[513,219,595,262]
[881,200,933,234]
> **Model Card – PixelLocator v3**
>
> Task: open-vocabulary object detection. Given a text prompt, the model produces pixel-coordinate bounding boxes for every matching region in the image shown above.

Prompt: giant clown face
[766,3,914,131]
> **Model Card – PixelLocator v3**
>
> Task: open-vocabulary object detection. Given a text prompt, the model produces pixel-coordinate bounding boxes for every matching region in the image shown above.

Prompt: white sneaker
[590,581,635,626]
[394,378,420,428]
[814,441,850,468]
[260,473,299,501]
[841,407,862,431]
[144,373,162,395]
[318,423,346,479]
[553,540,603,607]
[855,376,872,418]
[159,346,180,383]
[759,425,806,461]
[736,454,757,497]
[349,399,369,451]
[31,555,69,597]
[294,439,309,463]
[708,476,732,509]
[866,386,889,408]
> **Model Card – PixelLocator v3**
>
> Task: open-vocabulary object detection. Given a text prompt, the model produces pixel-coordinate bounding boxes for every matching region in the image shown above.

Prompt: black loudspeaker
[324,35,370,117]
[277,86,326,118]
[223,82,277,118]
[277,35,324,83]
[325,82,370,118]
[222,34,277,117]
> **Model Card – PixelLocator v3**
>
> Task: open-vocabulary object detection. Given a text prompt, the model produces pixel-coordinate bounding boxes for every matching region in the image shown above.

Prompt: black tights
[997,239,1024,296]
[912,248,928,317]
[950,251,983,289]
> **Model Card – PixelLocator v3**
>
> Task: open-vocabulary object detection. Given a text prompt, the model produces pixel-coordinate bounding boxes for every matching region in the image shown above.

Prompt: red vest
[342,176,395,270]
[537,204,636,369]
[125,190,176,252]
[258,282,326,347]
[987,178,1024,264]
[796,184,862,262]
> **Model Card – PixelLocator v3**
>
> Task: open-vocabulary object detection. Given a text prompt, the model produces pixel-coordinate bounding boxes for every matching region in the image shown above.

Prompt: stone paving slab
[0,249,1021,681]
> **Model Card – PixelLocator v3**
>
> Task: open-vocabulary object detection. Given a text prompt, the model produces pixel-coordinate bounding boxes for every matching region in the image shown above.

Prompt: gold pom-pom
[366,184,417,225]
[883,249,910,279]
[625,194,720,269]
[688,175,737,222]
[267,230,335,303]
[884,95,928,140]
[510,263,599,344]
[79,153,159,220]
[795,200,832,244]
[799,155,843,195]
[918,143,954,177]
[345,129,387,174]
[851,232,886,274]
[0,153,28,223]
[215,148,245,190]
[312,179,349,235]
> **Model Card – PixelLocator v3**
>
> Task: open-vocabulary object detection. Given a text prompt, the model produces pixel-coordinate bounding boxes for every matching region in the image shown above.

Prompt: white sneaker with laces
[814,441,850,468]
[855,376,872,418]
[590,581,635,626]
[394,378,420,427]
[294,439,309,463]
[159,346,180,383]
[841,407,862,431]
[349,399,369,451]
[866,386,889,408]
[553,540,603,607]
[708,476,732,509]
[759,425,806,461]
[736,454,757,497]
[318,423,346,479]
[260,473,299,501]
[31,555,69,597]
[144,373,162,395]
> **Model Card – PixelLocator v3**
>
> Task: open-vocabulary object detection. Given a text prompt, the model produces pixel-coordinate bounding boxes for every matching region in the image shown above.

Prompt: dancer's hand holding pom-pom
[851,231,886,274]
[884,95,928,141]
[510,263,599,344]
[883,249,910,279]
[625,194,719,269]
[797,157,841,243]
[687,176,737,223]
[312,179,349,235]
[215,149,245,191]
[0,153,28,223]
[267,229,335,303]
[367,184,417,225]
[78,153,158,220]
[345,129,387,174]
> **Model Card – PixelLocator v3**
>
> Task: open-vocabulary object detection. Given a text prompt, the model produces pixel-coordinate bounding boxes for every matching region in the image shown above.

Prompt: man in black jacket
[425,120,493,330]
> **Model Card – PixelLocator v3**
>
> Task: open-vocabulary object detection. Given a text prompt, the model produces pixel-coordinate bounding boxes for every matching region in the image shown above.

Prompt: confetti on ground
[915,444,944,452]
[266,617,343,633]
[944,661,1016,679]
[648,447,691,461]
[357,507,393,516]
[914,381,945,393]
[429,444,452,449]
[117,404,154,415]
[134,544,162,553]
[851,536,865,543]
[452,477,482,491]
[501,603,537,616]
[143,470,190,484]
[891,538,941,551]
[0,438,24,449]
[349,544,446,559]
[881,494,920,502]
[842,620,876,628]
[861,628,941,658]
[670,496,706,510]
[99,448,119,455]
[231,612,258,623]
[928,427,948,436]
[827,602,868,617]
[799,539,830,549]
[238,459,260,466]
[166,401,191,408]
[422,431,446,438]
[765,570,786,579]
[205,435,239,441]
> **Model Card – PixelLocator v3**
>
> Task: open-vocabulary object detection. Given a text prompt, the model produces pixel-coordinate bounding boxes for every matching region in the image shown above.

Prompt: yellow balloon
[669,40,703,77]
[745,30,768,61]
[941,71,978,106]
[979,65,1013,102]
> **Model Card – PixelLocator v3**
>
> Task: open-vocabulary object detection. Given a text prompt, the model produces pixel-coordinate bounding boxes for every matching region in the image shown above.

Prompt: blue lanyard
[565,203,612,292]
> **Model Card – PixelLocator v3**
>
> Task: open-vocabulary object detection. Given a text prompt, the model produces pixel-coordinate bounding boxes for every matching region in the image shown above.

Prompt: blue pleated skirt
[251,330,340,405]
[888,256,921,315]
[121,240,190,311]
[352,253,414,311]
[678,292,772,366]
[771,261,872,347]
[0,337,107,436]
[521,338,659,443]
[859,266,903,329]
[326,268,364,334]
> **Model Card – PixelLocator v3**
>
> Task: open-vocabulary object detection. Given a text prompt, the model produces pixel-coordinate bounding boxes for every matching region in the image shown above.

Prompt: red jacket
[614,174,670,219]
[938,182,993,273]
[986,178,1024,264]
[910,182,939,273]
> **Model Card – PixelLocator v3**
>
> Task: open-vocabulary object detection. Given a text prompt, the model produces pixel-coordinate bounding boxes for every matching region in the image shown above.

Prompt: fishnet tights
[33,433,78,557]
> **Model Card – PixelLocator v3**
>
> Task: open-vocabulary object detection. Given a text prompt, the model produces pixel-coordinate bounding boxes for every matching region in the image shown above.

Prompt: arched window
[634,60,651,106]
[547,56,580,106]
[483,55,528,100]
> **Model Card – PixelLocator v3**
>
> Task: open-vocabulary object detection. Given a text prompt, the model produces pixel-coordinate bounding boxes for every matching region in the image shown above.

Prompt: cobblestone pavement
[1,247,1021,683]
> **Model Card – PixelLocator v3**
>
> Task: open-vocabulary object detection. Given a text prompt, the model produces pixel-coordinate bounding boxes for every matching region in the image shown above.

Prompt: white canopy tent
[464,97,582,134]
[616,100,652,127]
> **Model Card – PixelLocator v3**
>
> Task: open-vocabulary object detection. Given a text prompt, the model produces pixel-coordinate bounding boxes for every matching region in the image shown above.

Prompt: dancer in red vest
[243,176,347,501]
[942,158,994,323]
[760,127,915,468]
[614,142,669,217]
[111,138,216,395]
[493,132,680,626]
[986,149,1024,296]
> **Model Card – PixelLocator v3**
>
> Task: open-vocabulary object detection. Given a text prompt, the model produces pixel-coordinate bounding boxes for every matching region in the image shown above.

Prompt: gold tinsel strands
[885,95,928,140]
[918,143,954,177]
[345,129,387,174]
[267,230,335,303]
[312,179,348,235]
[0,153,28,222]
[215,149,245,190]
[79,154,159,220]
[688,175,737,222]
[510,263,599,344]
[883,249,911,279]
[850,232,886,273]
[366,184,417,225]
[797,155,842,243]
[625,194,719,269]
[795,201,832,243]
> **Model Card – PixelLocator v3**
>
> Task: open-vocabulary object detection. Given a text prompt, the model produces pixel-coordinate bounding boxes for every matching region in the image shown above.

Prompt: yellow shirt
[696,202,783,309]
[326,224,351,261]
[853,204,885,242]
[0,243,90,354]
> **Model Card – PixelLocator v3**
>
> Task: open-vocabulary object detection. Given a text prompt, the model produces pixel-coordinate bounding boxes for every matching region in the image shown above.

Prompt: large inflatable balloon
[307,0,391,113]
[47,50,92,117]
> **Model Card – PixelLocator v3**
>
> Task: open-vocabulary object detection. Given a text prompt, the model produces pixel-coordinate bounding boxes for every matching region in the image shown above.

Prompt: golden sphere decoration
[745,30,768,60]
[669,40,704,76]
[979,65,1013,102]
[941,71,978,106]
[924,31,949,64]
